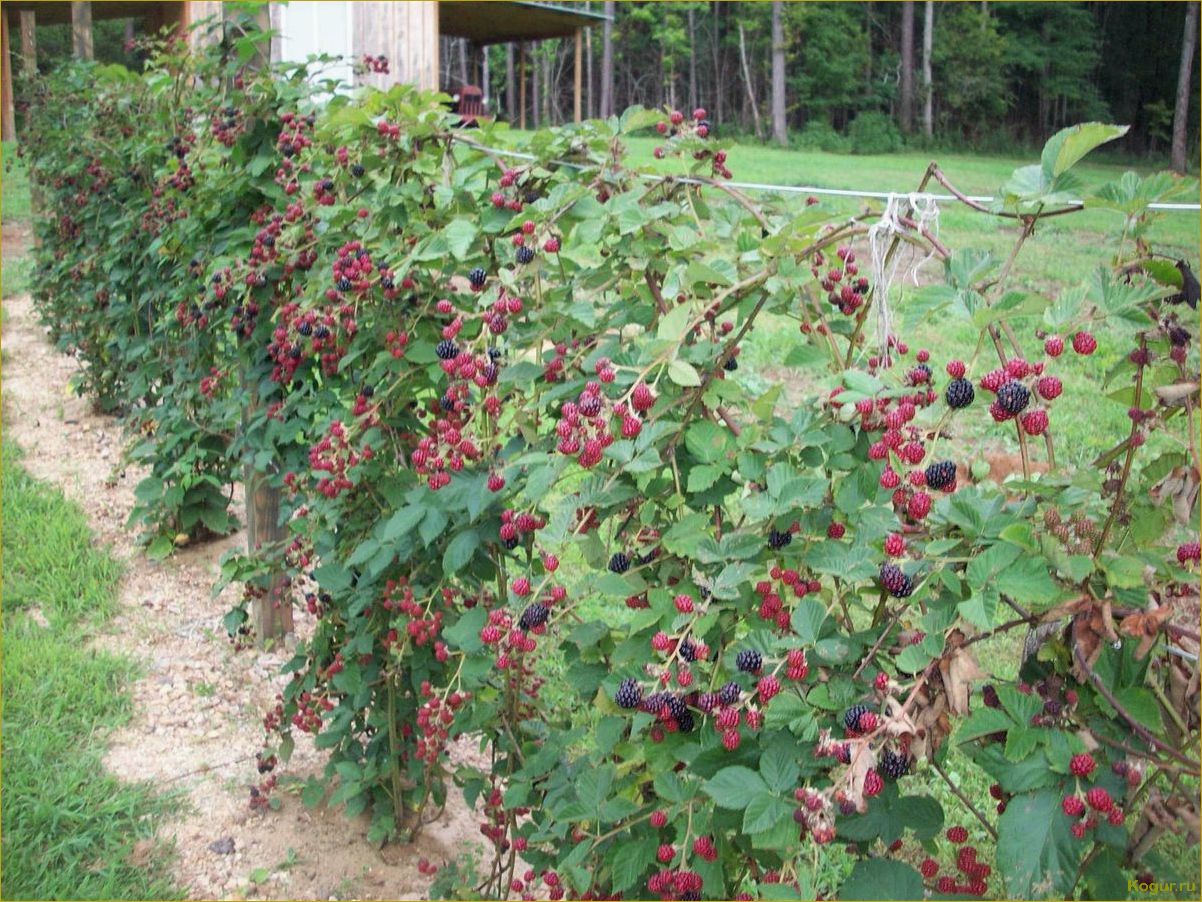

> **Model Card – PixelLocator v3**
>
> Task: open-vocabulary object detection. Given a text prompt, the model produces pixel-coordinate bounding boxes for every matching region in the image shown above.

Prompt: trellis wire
[467,142,1201,211]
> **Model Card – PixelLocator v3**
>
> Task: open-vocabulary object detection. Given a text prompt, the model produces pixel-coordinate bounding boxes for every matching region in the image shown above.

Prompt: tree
[771,1,787,144]
[600,0,614,117]
[922,0,933,137]
[899,0,915,133]
[1172,1,1199,173]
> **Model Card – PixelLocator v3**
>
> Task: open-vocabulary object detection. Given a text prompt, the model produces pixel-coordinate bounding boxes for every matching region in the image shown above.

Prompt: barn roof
[438,1,609,45]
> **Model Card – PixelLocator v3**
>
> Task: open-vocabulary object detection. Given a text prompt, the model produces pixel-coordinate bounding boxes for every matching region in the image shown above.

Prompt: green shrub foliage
[22,18,1200,901]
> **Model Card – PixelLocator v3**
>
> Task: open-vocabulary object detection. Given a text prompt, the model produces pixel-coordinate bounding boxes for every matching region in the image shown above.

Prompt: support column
[71,2,93,60]
[573,28,582,124]
[19,10,36,77]
[2,12,14,142]
[225,2,293,644]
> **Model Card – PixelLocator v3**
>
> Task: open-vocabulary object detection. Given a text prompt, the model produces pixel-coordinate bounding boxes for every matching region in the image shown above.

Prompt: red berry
[946,826,969,844]
[1020,409,1050,435]
[920,858,939,879]
[936,877,957,894]
[1072,331,1097,355]
[1036,375,1063,400]
[657,843,675,864]
[946,360,966,378]
[827,522,846,539]
[1107,807,1125,826]
[544,237,560,253]
[1069,753,1096,778]
[674,594,694,613]
[907,491,932,520]
[722,729,741,751]
[884,533,906,557]
[1045,335,1065,357]
[1085,787,1112,812]
[863,769,884,797]
[650,810,667,828]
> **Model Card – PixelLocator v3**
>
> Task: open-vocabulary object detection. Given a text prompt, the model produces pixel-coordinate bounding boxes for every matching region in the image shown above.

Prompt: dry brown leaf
[1117,604,1173,659]
[940,634,986,716]
[1150,465,1201,525]
[841,744,878,814]
[1153,380,1199,407]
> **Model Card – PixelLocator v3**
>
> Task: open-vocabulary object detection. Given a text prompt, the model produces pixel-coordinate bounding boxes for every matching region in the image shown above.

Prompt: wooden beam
[71,2,93,60]
[519,42,526,131]
[2,11,15,142]
[573,27,582,124]
[19,10,36,77]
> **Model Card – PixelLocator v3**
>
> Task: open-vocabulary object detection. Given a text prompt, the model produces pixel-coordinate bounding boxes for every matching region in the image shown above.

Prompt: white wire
[469,142,1200,211]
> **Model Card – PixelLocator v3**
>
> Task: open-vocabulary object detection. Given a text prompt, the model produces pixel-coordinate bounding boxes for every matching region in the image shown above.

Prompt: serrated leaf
[656,302,694,343]
[703,766,767,809]
[759,744,800,793]
[667,359,702,386]
[442,218,479,260]
[839,860,924,901]
[997,788,1081,897]
[743,792,792,834]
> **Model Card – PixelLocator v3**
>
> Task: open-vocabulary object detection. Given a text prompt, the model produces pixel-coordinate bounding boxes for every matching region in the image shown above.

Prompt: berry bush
[22,18,1201,900]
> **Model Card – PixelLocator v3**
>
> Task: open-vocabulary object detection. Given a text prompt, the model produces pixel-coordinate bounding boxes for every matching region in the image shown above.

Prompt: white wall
[272,1,355,92]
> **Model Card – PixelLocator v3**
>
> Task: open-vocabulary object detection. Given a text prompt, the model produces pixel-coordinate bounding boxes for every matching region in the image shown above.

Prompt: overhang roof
[2,1,181,25]
[439,1,608,45]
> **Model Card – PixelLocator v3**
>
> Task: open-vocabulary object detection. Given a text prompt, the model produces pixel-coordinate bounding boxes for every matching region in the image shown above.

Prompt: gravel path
[2,230,484,899]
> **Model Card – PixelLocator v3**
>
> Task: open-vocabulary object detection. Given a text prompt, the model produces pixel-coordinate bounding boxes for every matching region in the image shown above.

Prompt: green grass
[1,442,180,900]
[2,140,31,222]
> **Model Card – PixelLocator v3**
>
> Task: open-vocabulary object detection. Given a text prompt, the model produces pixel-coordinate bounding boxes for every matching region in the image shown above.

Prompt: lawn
[0,442,179,900]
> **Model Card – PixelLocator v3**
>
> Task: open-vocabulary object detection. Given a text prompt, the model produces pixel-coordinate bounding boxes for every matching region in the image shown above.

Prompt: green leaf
[1041,123,1130,179]
[383,504,425,541]
[656,302,694,343]
[838,860,924,901]
[442,529,480,574]
[667,359,702,386]
[146,534,174,561]
[441,605,486,653]
[899,795,944,840]
[662,513,711,555]
[1005,727,1041,762]
[790,598,828,646]
[743,792,792,834]
[686,464,723,493]
[1112,687,1163,732]
[759,743,800,793]
[955,707,1014,743]
[997,788,1081,898]
[895,644,932,674]
[442,219,479,260]
[703,766,767,810]
[685,421,730,464]
[607,839,656,893]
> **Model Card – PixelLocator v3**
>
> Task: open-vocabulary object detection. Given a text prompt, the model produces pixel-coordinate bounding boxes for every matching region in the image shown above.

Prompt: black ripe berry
[880,749,910,780]
[516,246,535,265]
[768,529,792,550]
[680,639,699,663]
[880,563,914,598]
[718,681,741,705]
[501,536,520,550]
[608,552,631,574]
[435,339,459,360]
[615,678,642,709]
[351,163,365,178]
[997,381,1031,415]
[945,378,975,409]
[844,704,871,732]
[724,356,739,372]
[468,267,487,289]
[440,393,457,413]
[336,277,352,291]
[518,602,549,631]
[736,649,763,673]
[925,460,956,491]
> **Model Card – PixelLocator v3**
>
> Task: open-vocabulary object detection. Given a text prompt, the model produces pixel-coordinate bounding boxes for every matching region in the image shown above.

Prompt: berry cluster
[812,246,870,315]
[917,827,993,896]
[555,383,617,467]
[752,566,822,630]
[307,420,372,498]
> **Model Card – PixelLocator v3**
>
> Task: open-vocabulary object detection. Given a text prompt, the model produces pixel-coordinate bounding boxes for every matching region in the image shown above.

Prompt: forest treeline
[446,1,1199,169]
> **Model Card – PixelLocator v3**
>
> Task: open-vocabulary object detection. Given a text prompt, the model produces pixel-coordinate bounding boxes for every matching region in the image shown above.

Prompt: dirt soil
[2,227,485,900]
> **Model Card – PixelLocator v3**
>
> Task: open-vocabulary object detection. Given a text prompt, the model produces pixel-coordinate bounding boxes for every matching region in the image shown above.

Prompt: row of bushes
[22,13,1201,901]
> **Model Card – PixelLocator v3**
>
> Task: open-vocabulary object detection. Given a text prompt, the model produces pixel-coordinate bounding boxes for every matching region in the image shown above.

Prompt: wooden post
[519,42,526,131]
[1,12,14,142]
[573,28,582,124]
[225,2,293,644]
[71,2,93,60]
[19,10,36,77]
